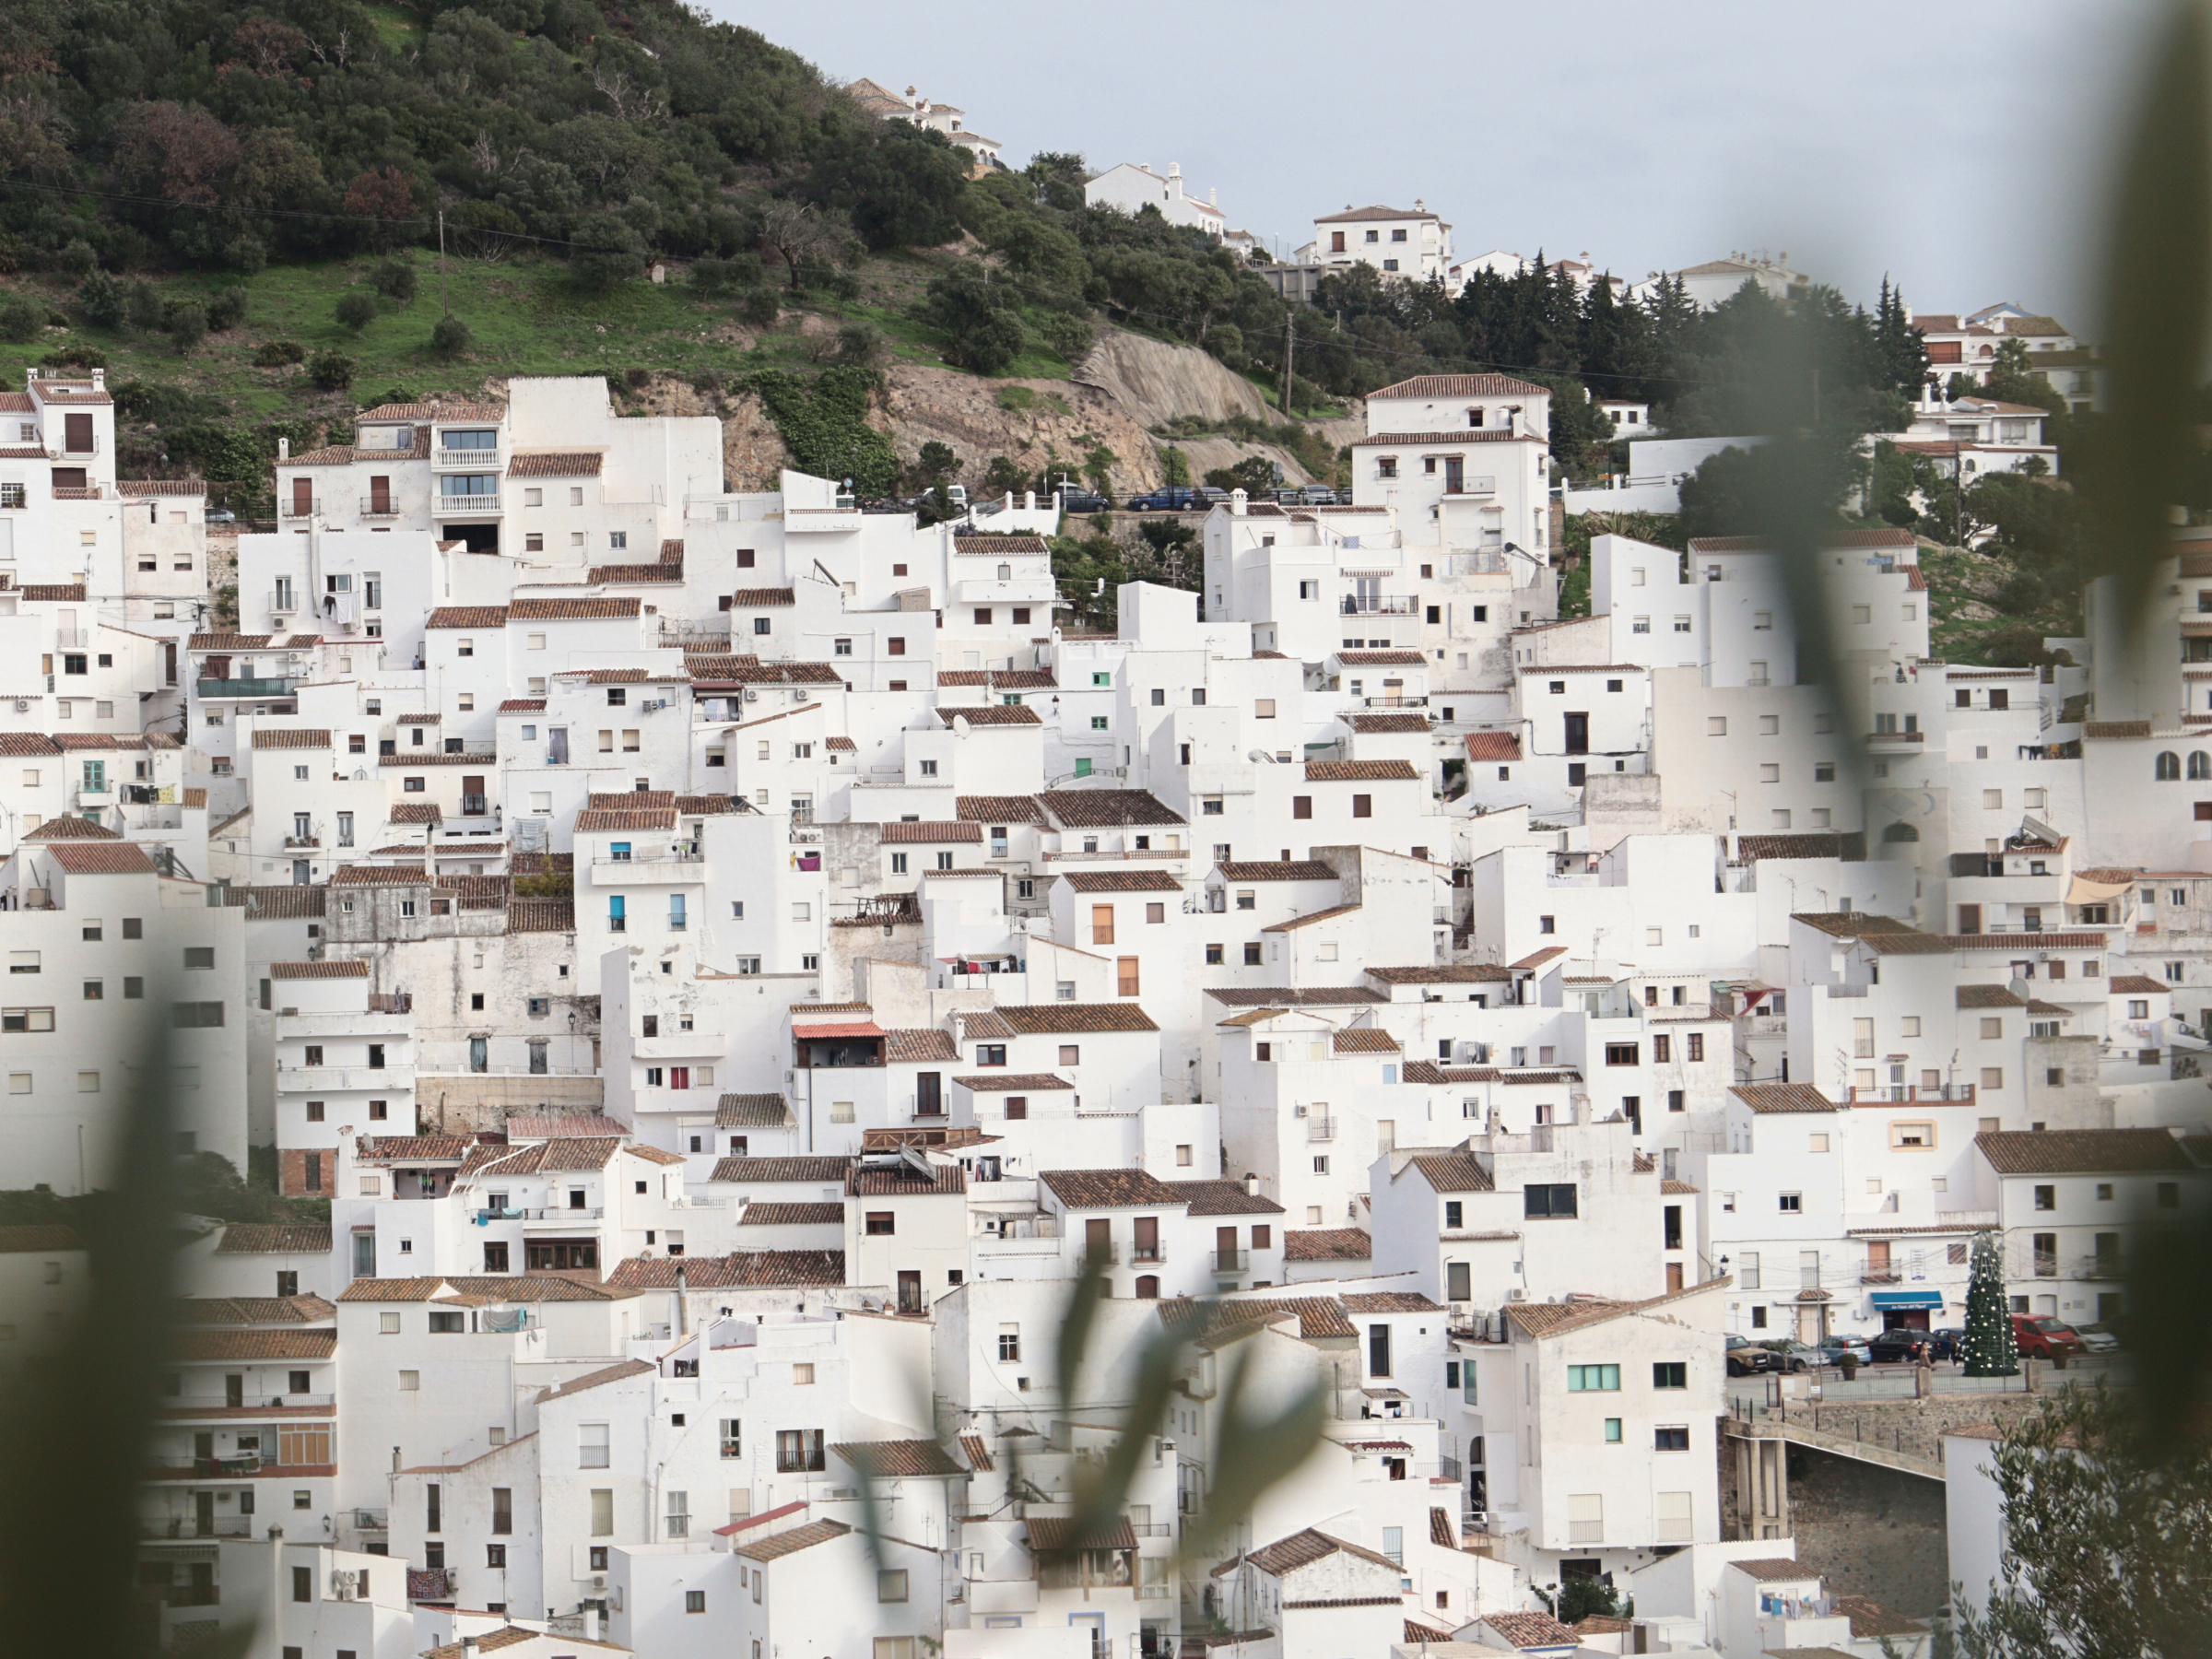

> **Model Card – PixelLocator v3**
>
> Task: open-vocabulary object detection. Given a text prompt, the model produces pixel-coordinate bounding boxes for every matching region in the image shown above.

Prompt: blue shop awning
[1869,1288,1945,1310]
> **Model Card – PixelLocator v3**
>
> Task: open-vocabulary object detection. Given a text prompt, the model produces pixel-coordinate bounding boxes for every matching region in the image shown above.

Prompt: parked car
[1056,488,1112,513]
[2070,1321,2122,1354]
[1124,487,1202,512]
[1725,1335,1777,1376]
[205,507,236,523]
[1272,487,1303,506]
[2009,1312,2084,1359]
[1298,484,1338,505]
[1193,485,1230,507]
[1866,1330,1935,1364]
[1756,1339,1838,1372]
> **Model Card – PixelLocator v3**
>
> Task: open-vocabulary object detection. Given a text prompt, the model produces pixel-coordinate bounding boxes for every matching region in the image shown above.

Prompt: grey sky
[715,0,2164,331]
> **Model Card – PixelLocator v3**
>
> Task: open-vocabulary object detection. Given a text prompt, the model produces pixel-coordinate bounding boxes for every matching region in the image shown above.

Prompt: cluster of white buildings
[2,360,2202,1659]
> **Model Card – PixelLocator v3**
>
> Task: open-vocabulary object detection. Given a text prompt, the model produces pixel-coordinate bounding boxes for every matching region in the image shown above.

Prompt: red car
[2009,1312,2083,1359]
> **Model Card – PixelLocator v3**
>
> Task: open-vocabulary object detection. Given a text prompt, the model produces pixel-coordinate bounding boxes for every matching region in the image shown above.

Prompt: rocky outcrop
[876,365,1167,497]
[1071,327,1277,429]
[721,394,796,491]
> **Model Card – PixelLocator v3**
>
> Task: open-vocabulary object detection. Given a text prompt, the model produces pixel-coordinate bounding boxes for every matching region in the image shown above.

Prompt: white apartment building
[1301,205,1455,287]
[1085,162,1230,240]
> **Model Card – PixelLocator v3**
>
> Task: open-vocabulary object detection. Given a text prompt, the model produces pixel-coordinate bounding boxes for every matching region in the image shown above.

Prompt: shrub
[335,291,378,333]
[307,349,355,391]
[55,241,98,281]
[75,270,124,329]
[166,303,208,353]
[371,259,418,303]
[737,288,780,327]
[254,340,307,367]
[995,385,1034,412]
[689,367,727,396]
[0,290,43,343]
[41,344,107,371]
[834,323,881,366]
[1039,312,1094,363]
[206,288,248,331]
[570,214,645,291]
[429,315,473,359]
[123,279,165,332]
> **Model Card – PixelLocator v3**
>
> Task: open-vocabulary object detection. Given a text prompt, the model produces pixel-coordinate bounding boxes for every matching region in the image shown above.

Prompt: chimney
[1243,1172,1259,1197]
[278,437,289,462]
[463,1639,479,1659]
[90,369,104,390]
[1230,488,1247,516]
[675,1263,688,1335]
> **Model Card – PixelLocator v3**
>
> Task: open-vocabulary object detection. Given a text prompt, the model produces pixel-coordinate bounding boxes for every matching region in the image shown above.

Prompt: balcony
[434,490,502,517]
[434,448,500,469]
[1362,694,1428,708]
[358,497,401,519]
[1131,1244,1166,1265]
[519,1206,604,1222]
[141,1515,253,1540]
[281,499,320,520]
[1212,1249,1249,1274]
[1307,1116,1335,1143]
[161,1392,336,1413]
[278,1065,413,1091]
[1340,594,1417,616]
[197,677,300,700]
[148,1454,268,1477]
[284,836,320,849]
[1843,1083,1975,1104]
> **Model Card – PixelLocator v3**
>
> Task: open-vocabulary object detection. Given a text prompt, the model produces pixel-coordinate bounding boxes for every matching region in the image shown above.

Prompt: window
[776,1430,826,1471]
[1059,1044,1081,1065]
[1567,1364,1621,1391]
[865,1211,895,1235]
[685,1592,706,1615]
[1653,1361,1687,1389]
[591,1489,614,1535]
[580,1424,610,1467]
[1524,1183,1577,1218]
[1605,1042,1639,1066]
[877,1570,909,1603]
[1778,1192,1803,1213]
[1655,1426,1690,1451]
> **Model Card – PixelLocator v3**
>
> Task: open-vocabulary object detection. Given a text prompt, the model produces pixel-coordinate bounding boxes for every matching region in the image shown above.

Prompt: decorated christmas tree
[1962,1230,2019,1377]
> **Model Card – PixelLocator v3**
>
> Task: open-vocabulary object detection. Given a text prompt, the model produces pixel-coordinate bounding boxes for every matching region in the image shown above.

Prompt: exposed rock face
[720,393,797,491]
[877,365,1166,497]
[1071,328,1277,429]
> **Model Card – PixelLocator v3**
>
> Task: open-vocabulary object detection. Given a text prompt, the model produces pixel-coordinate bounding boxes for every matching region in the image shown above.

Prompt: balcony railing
[1307,1116,1335,1143]
[1131,1244,1166,1265]
[1844,1084,1975,1103]
[1362,695,1428,708]
[358,497,401,518]
[1212,1249,1249,1273]
[197,677,300,700]
[435,448,500,468]
[141,1516,253,1540]
[1341,595,1417,615]
[435,490,502,514]
[281,500,319,519]
[149,1454,266,1477]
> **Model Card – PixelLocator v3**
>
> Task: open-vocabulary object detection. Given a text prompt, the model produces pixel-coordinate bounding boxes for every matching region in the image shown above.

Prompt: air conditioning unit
[592,1576,606,1591]
[330,1571,359,1600]
[742,688,759,702]
[1507,1288,1526,1301]
[10,700,25,713]
[1449,1300,1471,1323]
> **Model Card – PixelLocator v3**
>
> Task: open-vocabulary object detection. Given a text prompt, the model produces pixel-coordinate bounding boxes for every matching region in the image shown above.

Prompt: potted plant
[1838,1349,1860,1382]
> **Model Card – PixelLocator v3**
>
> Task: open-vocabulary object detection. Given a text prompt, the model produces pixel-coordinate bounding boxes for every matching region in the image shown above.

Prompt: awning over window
[1870,1289,1945,1310]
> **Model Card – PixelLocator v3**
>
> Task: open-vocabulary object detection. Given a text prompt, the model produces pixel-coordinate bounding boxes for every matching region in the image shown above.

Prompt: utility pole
[438,208,450,320]
[1280,313,1295,417]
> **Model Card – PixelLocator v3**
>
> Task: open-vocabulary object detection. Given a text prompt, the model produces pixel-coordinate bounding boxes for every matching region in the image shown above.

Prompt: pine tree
[1963,1230,2019,1376]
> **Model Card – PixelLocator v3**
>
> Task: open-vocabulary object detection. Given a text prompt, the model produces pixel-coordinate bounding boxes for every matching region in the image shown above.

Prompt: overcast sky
[714,0,2167,331]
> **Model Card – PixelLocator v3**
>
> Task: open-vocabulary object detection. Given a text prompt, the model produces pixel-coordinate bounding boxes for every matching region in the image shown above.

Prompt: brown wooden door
[370,475,392,512]
[463,774,485,814]
[1958,903,1982,934]
[64,413,91,453]
[1665,1262,1685,1292]
[290,477,312,516]
[1085,1218,1110,1262]
[1216,1226,1237,1270]
[1132,1215,1159,1261]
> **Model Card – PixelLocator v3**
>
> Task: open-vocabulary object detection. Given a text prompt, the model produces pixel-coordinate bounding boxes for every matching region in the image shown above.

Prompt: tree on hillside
[758,201,848,291]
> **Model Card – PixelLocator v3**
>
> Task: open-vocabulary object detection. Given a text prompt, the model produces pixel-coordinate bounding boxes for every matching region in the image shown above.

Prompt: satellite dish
[952,715,971,735]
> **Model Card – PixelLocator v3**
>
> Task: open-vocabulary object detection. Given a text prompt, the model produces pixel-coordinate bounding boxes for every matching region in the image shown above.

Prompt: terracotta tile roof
[189,633,276,651]
[506,1115,629,1139]
[1367,371,1547,397]
[1792,910,1922,938]
[1218,1526,1403,1579]
[732,1518,854,1562]
[358,401,505,421]
[0,1224,83,1253]
[270,960,368,979]
[509,899,575,933]
[507,452,603,477]
[0,735,61,757]
[19,584,86,601]
[510,597,641,620]
[832,1440,966,1477]
[1304,759,1418,781]
[1347,712,1430,733]
[1958,984,2027,1007]
[710,1156,852,1183]
[1061,869,1182,891]
[575,807,677,832]
[1463,731,1524,761]
[425,606,509,629]
[952,1072,1071,1091]
[1332,653,1429,671]
[1037,788,1185,828]
[878,820,982,844]
[993,1003,1159,1034]
[1407,1151,1494,1193]
[53,733,150,751]
[1219,860,1339,882]
[332,864,427,886]
[825,736,858,752]
[1026,1514,1139,1552]
[2084,720,2153,740]
[1174,1180,1285,1216]
[1334,1028,1401,1053]
[606,1250,844,1288]
[360,1135,473,1161]
[499,699,547,713]
[1343,1290,1443,1313]
[1164,1295,1357,1342]
[43,841,157,874]
[1737,831,1867,862]
[1976,1127,2204,1173]
[959,794,1046,823]
[954,535,1050,553]
[251,728,331,749]
[717,1093,794,1127]
[589,562,686,583]
[882,1028,959,1063]
[740,1202,842,1226]
[215,1224,331,1253]
[2108,973,2170,994]
[1946,932,2109,949]
[1481,1611,1580,1647]
[1365,964,1512,982]
[376,751,484,767]
[959,1433,994,1471]
[936,703,1042,726]
[536,1359,655,1403]
[1284,1227,1371,1261]
[847,1160,965,1198]
[675,794,741,814]
[173,1294,335,1324]
[1041,1168,1182,1208]
[388,804,441,824]
[21,817,121,841]
[172,1329,336,1360]
[1732,1082,1838,1113]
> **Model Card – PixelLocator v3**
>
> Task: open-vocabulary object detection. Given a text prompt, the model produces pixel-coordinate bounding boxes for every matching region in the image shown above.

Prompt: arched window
[1882,821,1919,842]
[2189,752,2210,781]
[2158,751,2183,781]
[1134,1275,1159,1300]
